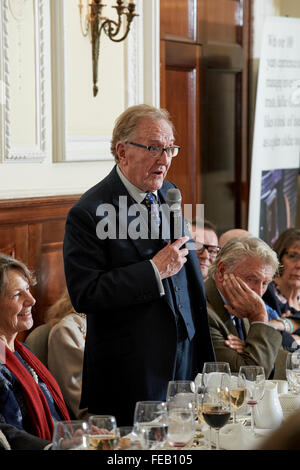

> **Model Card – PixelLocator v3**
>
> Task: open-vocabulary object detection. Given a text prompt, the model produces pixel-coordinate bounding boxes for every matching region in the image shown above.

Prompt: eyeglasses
[284,251,300,262]
[195,243,221,258]
[126,141,180,158]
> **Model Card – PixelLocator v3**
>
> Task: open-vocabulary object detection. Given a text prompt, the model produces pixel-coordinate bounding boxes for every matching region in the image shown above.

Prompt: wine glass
[166,380,196,418]
[202,362,231,386]
[201,373,231,450]
[88,415,119,450]
[199,362,231,448]
[238,366,265,433]
[52,420,90,450]
[230,375,247,424]
[286,351,300,393]
[167,405,195,449]
[133,401,168,450]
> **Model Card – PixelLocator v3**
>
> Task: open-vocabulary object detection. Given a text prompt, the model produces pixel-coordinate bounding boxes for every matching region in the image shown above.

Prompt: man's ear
[116,141,127,165]
[216,261,226,284]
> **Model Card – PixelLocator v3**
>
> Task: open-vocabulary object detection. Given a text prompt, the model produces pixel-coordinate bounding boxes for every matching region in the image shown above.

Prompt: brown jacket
[205,277,287,379]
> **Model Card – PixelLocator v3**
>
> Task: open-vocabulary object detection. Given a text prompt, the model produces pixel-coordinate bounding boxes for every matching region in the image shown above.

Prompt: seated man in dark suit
[205,236,295,379]
[63,104,215,425]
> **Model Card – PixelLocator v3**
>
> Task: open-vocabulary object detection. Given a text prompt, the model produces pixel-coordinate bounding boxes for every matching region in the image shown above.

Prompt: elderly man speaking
[63,104,215,425]
[205,236,288,379]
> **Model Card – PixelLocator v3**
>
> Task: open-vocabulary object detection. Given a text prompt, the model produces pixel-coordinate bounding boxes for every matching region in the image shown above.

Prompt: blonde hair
[110,104,174,163]
[208,236,279,279]
[46,287,80,326]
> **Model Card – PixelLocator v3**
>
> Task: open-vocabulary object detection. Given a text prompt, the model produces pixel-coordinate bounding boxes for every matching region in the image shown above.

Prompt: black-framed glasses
[195,242,221,258]
[126,141,180,158]
[284,251,300,262]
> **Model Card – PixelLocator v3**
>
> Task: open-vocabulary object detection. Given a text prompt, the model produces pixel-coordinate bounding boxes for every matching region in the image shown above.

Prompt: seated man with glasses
[63,104,215,426]
[205,236,300,379]
[190,219,220,280]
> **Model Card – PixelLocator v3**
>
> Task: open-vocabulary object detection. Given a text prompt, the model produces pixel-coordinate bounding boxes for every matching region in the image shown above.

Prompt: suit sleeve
[63,205,162,314]
[207,306,284,378]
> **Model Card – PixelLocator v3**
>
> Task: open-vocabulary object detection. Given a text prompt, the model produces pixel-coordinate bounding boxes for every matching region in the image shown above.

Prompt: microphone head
[166,188,182,211]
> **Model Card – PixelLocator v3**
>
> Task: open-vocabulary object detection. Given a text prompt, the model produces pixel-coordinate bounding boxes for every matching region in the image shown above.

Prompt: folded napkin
[202,423,265,450]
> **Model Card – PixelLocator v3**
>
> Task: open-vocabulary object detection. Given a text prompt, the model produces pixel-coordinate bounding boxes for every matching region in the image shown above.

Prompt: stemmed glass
[230,375,247,424]
[201,373,231,450]
[198,362,231,449]
[133,401,168,450]
[238,366,265,433]
[52,420,90,450]
[166,380,196,418]
[88,415,119,450]
[202,362,231,386]
[286,351,300,393]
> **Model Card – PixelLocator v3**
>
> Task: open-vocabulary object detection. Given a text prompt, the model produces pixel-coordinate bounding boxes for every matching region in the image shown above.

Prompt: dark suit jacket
[205,277,287,379]
[0,423,50,450]
[63,166,215,425]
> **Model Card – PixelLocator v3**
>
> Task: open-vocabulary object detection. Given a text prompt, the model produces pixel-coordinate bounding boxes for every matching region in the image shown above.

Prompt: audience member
[217,228,299,352]
[46,288,89,420]
[205,237,300,378]
[263,228,300,324]
[63,104,215,425]
[191,219,220,280]
[219,228,251,248]
[0,254,70,440]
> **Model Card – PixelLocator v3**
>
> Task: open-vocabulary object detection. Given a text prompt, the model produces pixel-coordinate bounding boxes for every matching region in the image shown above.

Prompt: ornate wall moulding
[0,0,47,163]
[51,0,159,163]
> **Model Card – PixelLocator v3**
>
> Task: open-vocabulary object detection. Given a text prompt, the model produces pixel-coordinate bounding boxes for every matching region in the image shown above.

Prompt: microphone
[166,188,183,243]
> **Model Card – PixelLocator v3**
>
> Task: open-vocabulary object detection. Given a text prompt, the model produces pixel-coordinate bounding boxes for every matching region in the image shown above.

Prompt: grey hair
[0,253,36,296]
[207,236,279,279]
[110,104,174,163]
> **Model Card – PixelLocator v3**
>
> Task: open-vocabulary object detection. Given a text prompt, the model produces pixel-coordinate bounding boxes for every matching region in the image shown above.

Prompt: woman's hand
[225,334,245,354]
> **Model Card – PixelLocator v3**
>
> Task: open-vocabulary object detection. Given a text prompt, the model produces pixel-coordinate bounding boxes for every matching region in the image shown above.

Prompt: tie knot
[142,193,157,209]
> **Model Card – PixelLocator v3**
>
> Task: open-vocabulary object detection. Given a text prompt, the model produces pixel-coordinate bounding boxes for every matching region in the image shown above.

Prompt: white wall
[0,0,159,199]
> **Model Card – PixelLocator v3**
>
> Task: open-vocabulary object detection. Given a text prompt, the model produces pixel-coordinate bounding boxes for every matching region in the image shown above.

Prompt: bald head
[219,229,251,248]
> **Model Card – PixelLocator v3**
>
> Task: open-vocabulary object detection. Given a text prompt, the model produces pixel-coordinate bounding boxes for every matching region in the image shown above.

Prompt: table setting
[51,353,300,451]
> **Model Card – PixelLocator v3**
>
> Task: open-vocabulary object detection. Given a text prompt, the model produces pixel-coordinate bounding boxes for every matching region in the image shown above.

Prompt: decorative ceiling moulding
[0,0,47,163]
[51,0,145,163]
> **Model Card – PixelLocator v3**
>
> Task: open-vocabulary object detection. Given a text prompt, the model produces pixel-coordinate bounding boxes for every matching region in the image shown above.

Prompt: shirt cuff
[149,260,165,296]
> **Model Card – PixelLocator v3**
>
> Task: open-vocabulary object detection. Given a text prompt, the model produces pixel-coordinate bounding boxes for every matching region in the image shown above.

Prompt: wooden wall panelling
[0,195,80,339]
[160,40,201,208]
[160,0,197,42]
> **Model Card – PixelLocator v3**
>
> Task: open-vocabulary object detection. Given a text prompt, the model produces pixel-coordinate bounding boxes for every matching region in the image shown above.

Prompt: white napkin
[202,423,266,450]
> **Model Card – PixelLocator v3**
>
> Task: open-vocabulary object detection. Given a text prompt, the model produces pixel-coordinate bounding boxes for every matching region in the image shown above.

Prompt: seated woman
[0,254,70,441]
[46,288,89,420]
[263,228,300,348]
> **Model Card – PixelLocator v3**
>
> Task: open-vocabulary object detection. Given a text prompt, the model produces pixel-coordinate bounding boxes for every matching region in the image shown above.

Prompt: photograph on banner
[259,168,299,245]
[249,16,300,238]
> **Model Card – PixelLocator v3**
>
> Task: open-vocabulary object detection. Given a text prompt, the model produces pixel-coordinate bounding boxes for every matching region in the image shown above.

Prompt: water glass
[88,415,119,450]
[167,406,195,449]
[52,420,89,450]
[133,401,168,450]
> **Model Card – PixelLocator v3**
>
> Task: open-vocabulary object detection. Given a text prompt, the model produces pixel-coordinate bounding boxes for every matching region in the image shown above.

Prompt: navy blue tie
[142,193,161,226]
[235,317,245,341]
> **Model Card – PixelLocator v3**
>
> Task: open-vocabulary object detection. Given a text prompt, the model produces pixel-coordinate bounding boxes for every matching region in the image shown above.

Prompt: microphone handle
[170,211,182,243]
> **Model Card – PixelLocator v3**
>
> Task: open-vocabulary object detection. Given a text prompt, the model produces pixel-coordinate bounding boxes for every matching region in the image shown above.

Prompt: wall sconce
[78,0,138,97]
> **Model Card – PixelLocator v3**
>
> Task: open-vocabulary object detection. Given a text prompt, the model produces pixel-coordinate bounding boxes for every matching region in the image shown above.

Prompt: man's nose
[157,149,170,164]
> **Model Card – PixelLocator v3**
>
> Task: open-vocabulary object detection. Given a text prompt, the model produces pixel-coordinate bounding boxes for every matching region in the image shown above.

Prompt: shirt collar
[116,165,158,204]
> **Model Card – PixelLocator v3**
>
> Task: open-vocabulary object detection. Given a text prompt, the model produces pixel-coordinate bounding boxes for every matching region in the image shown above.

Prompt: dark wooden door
[160,0,251,232]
